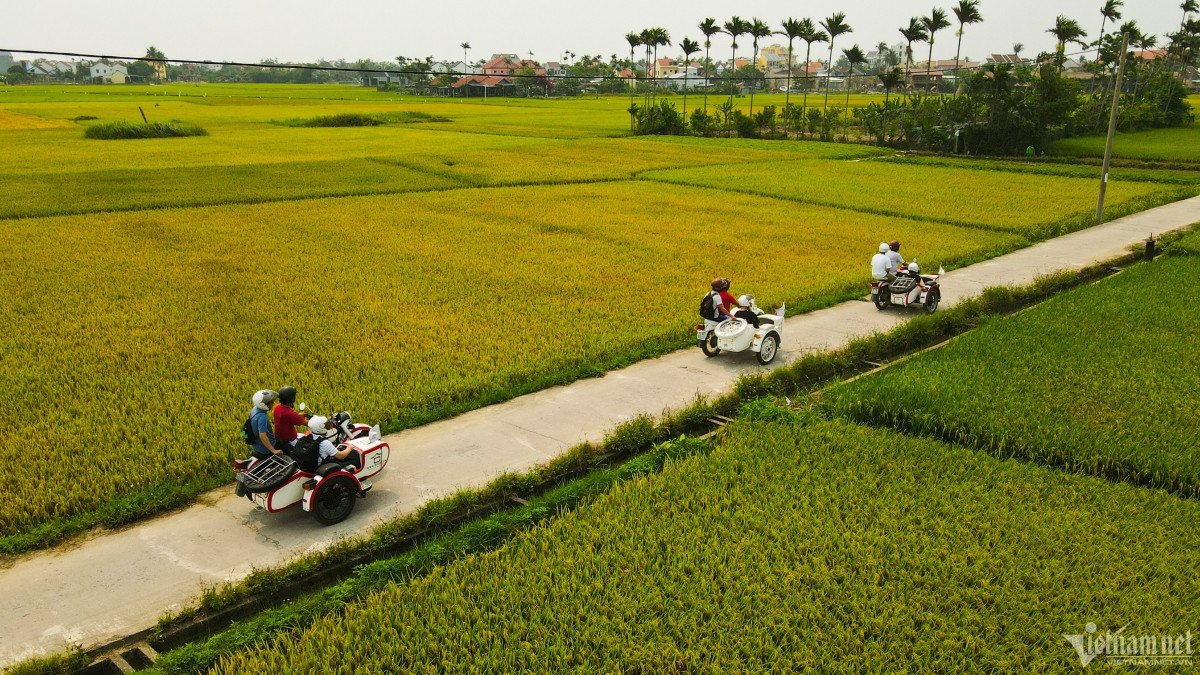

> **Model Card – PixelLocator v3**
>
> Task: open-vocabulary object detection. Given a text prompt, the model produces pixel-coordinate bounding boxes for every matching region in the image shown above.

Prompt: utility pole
[1096,32,1129,226]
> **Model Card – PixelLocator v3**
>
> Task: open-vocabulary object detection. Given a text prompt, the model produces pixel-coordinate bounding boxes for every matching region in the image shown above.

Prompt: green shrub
[84,120,208,139]
[279,111,449,127]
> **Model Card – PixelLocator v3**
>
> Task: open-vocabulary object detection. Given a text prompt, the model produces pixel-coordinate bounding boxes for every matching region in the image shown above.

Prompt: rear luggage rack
[236,454,298,493]
[889,276,917,293]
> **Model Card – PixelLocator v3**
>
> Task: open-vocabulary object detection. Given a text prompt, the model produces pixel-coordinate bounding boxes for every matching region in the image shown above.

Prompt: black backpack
[291,434,322,472]
[241,416,256,445]
[699,291,720,320]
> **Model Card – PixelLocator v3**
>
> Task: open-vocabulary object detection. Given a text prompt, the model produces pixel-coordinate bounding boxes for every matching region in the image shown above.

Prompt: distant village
[2,45,1191,97]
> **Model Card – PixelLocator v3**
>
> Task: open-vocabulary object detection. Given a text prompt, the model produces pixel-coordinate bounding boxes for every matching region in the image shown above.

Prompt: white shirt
[316,438,341,463]
[886,250,904,273]
[871,253,891,280]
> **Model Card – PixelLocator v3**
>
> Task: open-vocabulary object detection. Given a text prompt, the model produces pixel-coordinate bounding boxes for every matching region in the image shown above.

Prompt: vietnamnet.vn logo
[1065,622,1193,667]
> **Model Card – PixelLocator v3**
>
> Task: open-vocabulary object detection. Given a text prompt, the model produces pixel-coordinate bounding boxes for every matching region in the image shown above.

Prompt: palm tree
[699,18,721,113]
[879,67,904,104]
[878,66,905,142]
[1048,15,1088,72]
[1012,42,1024,62]
[680,37,700,114]
[748,18,772,117]
[723,17,750,105]
[639,29,654,106]
[625,32,642,109]
[649,27,672,105]
[899,18,928,91]
[922,8,951,92]
[1094,1,1124,63]
[460,42,471,72]
[144,46,166,82]
[798,20,828,129]
[1163,0,1199,111]
[842,45,867,140]
[952,0,983,94]
[820,12,852,116]
[779,18,804,130]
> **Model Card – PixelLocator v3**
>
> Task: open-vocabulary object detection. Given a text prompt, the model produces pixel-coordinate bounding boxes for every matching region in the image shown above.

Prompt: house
[755,44,790,70]
[662,66,711,90]
[909,69,943,90]
[452,55,546,96]
[651,58,678,78]
[29,60,75,80]
[1133,49,1168,61]
[90,62,128,83]
[367,71,402,87]
[544,61,566,78]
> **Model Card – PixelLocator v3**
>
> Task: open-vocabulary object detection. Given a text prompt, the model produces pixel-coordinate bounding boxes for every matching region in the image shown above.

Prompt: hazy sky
[6,0,1189,66]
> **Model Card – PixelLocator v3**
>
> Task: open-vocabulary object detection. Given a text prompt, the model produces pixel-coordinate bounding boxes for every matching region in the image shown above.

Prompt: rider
[704,278,738,323]
[887,240,905,274]
[733,294,761,327]
[248,389,284,459]
[871,243,895,283]
[308,416,361,469]
[273,385,311,449]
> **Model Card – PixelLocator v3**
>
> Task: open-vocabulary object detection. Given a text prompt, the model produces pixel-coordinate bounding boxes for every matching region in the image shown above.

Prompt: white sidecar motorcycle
[694,296,785,365]
[233,410,390,525]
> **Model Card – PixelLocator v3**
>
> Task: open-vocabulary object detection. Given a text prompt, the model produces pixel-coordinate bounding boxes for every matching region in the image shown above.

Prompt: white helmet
[252,389,278,411]
[879,242,891,253]
[737,294,753,308]
[308,415,336,439]
[908,261,920,274]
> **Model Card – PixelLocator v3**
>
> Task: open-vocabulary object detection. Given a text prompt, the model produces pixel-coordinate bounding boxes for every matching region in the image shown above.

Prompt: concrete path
[2,196,1197,667]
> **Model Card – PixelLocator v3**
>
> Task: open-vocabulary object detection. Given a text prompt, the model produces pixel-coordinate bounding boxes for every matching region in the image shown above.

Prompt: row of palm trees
[624,0,1196,140]
[625,2,988,123]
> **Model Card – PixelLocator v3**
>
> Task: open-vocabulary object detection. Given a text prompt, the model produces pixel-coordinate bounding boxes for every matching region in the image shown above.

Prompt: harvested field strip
[640,158,1180,236]
[823,254,1200,497]
[0,136,854,219]
[211,415,1200,673]
[0,181,1017,544]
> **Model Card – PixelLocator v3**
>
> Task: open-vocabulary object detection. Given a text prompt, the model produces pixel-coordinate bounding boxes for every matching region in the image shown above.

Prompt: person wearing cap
[871,243,896,282]
[886,240,905,275]
[248,389,283,459]
[712,278,738,322]
[273,385,311,449]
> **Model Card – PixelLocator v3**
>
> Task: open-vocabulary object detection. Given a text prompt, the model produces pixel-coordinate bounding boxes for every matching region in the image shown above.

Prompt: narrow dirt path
[2,196,1197,668]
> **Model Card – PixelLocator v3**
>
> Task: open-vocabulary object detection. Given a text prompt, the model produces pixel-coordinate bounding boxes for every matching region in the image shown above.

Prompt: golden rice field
[212,416,1200,673]
[0,83,1192,549]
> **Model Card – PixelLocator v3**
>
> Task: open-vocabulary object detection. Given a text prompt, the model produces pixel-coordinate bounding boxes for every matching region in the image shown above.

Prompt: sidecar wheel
[312,475,357,526]
[923,290,940,314]
[756,333,779,365]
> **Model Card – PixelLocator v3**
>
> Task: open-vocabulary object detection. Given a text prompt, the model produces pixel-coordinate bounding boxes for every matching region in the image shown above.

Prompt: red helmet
[711,277,730,292]
[889,240,901,252]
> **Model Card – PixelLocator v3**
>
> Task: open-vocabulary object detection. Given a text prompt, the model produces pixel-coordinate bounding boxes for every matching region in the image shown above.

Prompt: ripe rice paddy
[0,82,1193,548]
[211,415,1200,673]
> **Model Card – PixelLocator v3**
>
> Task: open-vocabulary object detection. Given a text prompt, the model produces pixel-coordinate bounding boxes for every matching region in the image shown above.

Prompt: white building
[90,62,128,81]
